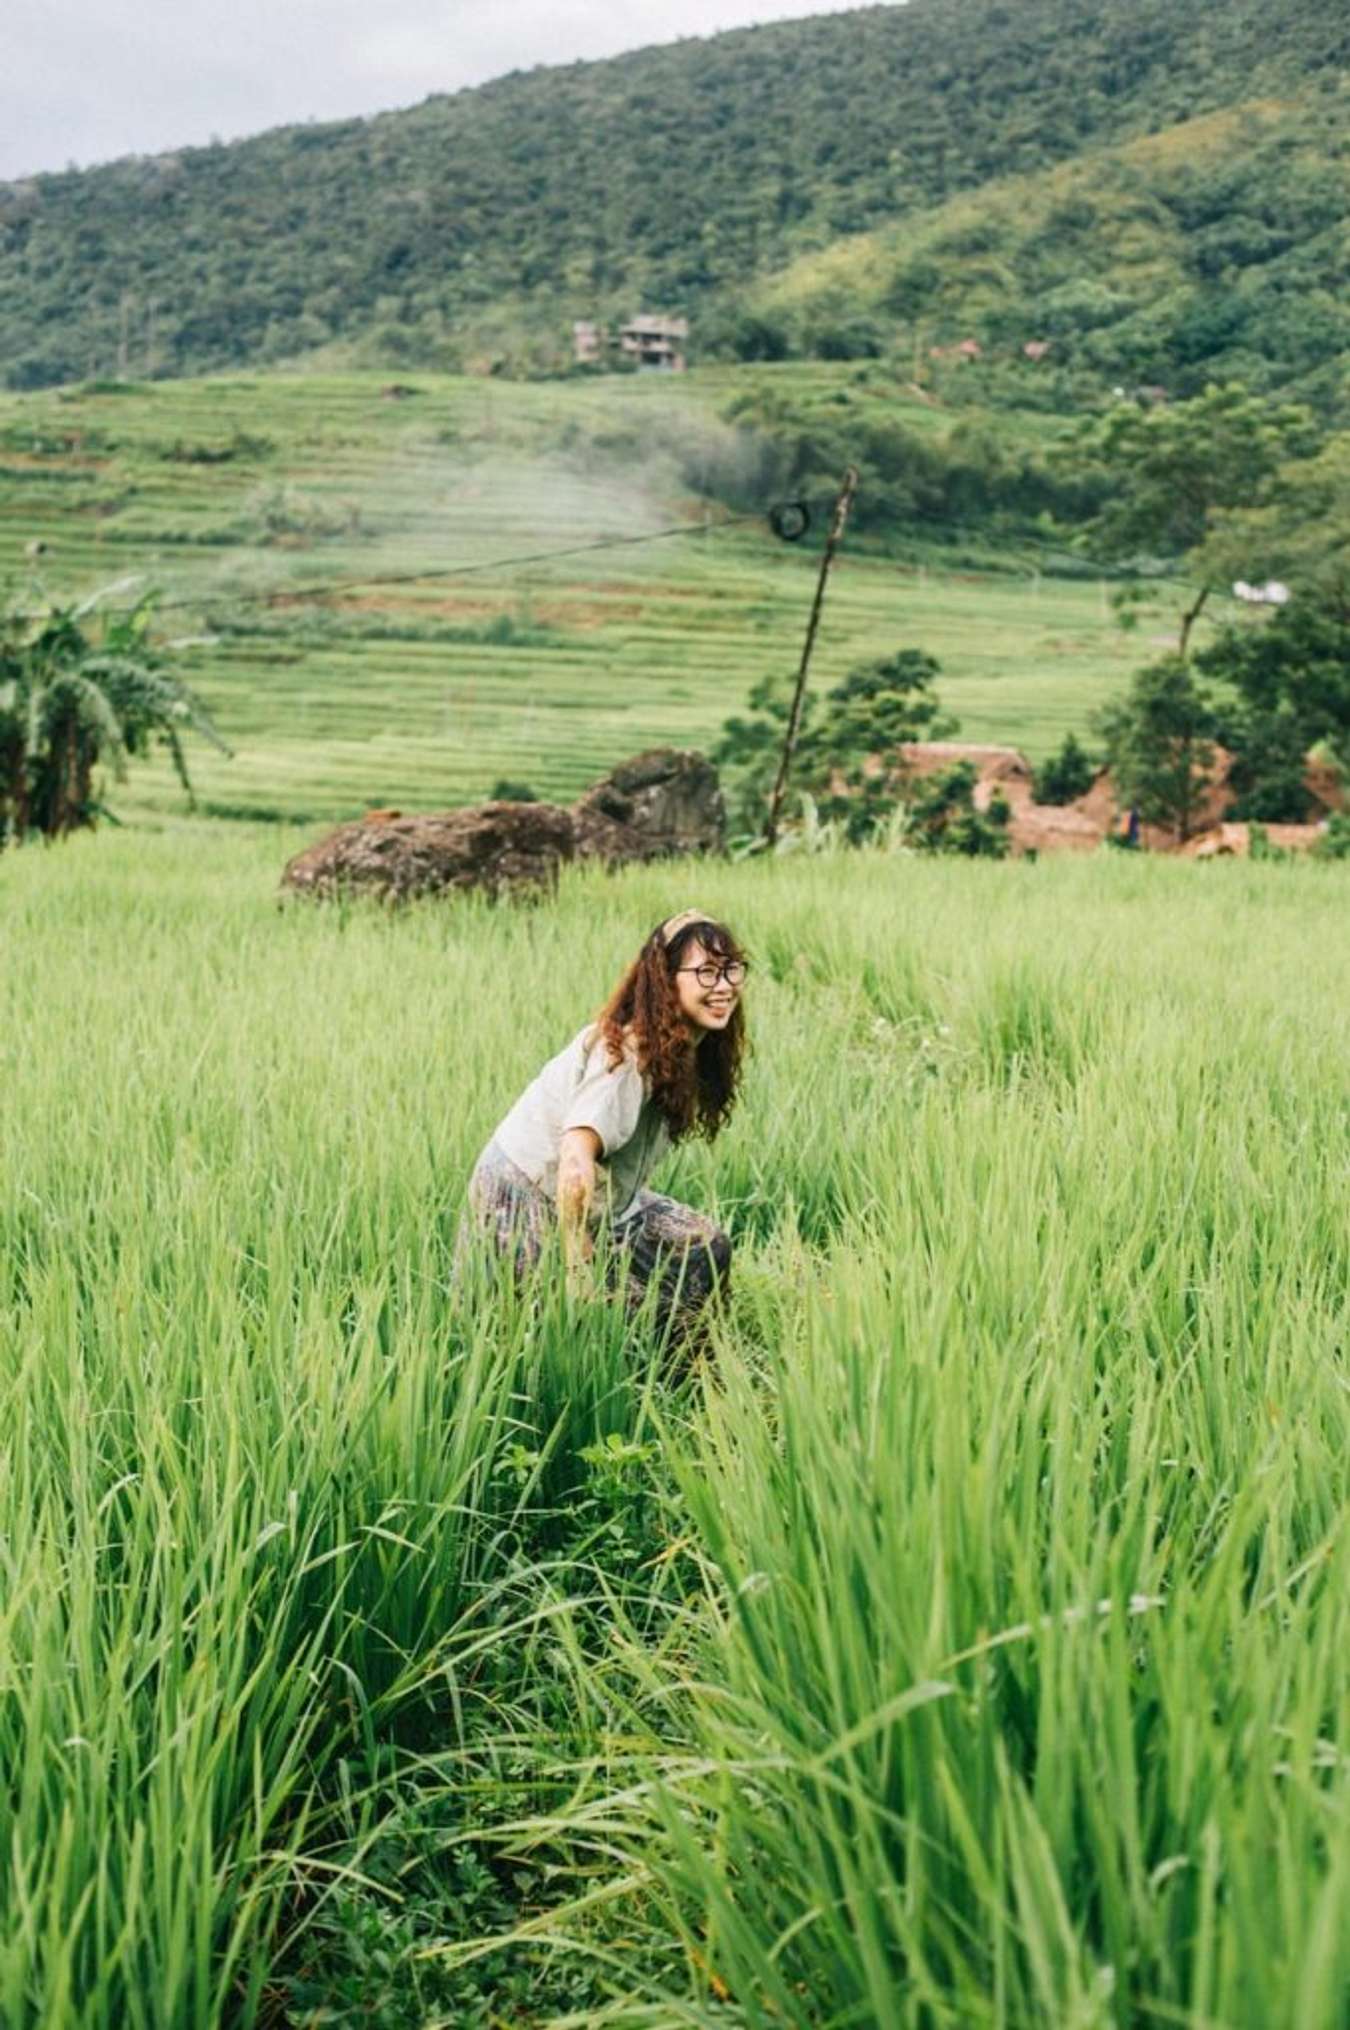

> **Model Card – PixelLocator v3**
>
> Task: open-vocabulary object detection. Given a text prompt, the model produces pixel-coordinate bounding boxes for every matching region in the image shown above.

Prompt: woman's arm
[557,1126,603,1290]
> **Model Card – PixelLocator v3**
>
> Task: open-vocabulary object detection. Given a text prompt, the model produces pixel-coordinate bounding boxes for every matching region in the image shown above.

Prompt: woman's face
[672,938,743,1037]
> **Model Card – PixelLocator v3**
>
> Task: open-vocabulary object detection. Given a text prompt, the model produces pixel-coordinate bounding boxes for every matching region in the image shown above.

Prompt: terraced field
[1,368,1175,825]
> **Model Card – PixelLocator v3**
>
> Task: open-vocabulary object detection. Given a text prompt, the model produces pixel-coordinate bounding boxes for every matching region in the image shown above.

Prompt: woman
[459,908,747,1345]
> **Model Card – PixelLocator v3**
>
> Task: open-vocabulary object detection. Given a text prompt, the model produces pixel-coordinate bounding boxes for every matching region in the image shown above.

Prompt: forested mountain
[737,98,1349,419]
[0,0,1345,396]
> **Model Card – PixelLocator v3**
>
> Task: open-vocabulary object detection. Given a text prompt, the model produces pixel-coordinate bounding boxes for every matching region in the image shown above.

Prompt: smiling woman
[456,908,748,1350]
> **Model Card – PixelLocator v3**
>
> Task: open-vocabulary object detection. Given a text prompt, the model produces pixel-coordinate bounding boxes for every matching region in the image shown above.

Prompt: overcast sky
[1,0,879,180]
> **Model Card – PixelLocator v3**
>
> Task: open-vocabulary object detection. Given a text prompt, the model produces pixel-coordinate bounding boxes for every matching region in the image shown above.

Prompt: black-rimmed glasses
[675,960,747,989]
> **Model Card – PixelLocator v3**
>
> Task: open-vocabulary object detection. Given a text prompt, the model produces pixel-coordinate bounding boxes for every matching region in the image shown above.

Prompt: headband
[658,908,716,948]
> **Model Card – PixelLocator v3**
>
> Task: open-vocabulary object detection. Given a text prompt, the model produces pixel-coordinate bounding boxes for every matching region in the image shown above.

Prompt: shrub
[1246,821,1289,862]
[1312,812,1350,860]
[714,649,956,845]
[1095,656,1217,845]
[1032,731,1096,804]
[1198,584,1350,815]
[904,761,1011,857]
[237,484,365,544]
[1221,709,1315,822]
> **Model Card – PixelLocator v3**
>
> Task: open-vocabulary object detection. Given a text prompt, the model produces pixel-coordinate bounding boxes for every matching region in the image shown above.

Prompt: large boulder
[279,746,724,904]
[572,747,726,862]
[280,801,577,903]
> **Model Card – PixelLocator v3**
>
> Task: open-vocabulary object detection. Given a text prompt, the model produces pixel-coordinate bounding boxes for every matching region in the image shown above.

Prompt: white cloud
[0,0,879,179]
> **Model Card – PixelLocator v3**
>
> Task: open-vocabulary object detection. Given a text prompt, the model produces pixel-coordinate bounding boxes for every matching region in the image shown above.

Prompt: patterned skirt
[457,1139,731,1345]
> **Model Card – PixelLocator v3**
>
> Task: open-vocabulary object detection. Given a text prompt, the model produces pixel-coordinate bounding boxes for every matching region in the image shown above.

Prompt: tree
[1197,581,1350,819]
[711,671,809,838]
[800,651,956,842]
[1095,655,1217,844]
[1203,435,1350,610]
[1218,705,1315,822]
[0,586,228,843]
[1312,813,1350,862]
[713,650,955,844]
[1077,383,1321,656]
[1031,731,1096,805]
[725,309,793,363]
[903,761,1011,857]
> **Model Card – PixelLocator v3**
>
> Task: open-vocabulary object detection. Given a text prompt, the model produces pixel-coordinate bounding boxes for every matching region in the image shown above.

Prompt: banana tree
[0,582,229,843]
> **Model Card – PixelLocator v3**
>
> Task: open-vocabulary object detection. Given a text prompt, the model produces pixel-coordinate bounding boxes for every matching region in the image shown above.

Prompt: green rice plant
[2,831,1349,2026]
[457,855,1350,2029]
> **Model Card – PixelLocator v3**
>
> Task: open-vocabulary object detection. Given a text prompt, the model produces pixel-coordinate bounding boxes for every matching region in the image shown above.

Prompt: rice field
[0,370,1172,825]
[3,826,1348,2028]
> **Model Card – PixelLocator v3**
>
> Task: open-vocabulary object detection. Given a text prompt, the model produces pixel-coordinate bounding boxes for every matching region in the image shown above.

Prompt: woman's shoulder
[580,1020,644,1079]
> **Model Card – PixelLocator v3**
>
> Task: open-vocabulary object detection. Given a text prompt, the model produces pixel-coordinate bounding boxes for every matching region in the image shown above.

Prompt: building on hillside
[573,313,689,371]
[572,320,607,366]
[618,313,688,370]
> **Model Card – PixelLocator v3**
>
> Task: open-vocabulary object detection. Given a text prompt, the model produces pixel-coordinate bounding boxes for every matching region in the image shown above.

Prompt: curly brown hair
[593,916,748,1143]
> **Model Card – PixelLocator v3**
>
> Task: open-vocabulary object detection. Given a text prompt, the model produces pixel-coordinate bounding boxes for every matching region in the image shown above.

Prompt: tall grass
[2,830,1347,2025]
[560,1019,1350,2024]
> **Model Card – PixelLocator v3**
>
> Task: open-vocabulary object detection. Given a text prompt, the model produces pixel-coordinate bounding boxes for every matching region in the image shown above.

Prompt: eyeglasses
[676,960,747,990]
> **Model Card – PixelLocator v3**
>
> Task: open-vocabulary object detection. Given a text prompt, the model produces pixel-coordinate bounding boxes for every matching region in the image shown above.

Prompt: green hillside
[744,98,1350,420]
[0,0,1345,397]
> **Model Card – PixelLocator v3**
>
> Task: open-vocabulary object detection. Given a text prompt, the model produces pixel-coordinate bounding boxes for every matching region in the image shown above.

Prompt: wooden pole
[763,467,857,849]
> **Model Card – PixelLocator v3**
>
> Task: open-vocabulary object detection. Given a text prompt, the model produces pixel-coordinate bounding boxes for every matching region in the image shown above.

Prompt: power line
[8,493,1222,627]
[9,510,764,623]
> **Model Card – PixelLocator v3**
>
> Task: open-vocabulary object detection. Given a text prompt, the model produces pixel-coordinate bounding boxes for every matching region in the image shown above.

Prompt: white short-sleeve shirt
[490,1025,671,1222]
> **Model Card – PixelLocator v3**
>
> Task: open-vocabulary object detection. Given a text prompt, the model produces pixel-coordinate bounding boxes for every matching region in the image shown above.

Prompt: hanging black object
[764,468,858,848]
[769,500,811,542]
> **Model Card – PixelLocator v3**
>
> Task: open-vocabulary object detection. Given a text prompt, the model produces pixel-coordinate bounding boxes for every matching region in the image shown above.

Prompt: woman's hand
[558,1127,603,1300]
